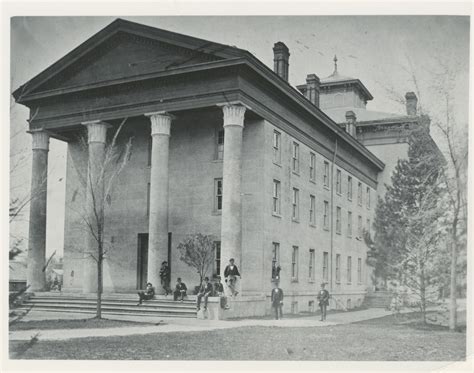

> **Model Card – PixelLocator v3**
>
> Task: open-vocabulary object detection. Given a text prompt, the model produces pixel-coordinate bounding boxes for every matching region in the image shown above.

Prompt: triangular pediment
[15,19,247,99]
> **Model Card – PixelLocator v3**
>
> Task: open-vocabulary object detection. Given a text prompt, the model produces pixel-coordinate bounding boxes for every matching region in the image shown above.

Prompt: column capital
[220,104,247,128]
[82,120,111,144]
[28,129,50,151]
[145,112,174,136]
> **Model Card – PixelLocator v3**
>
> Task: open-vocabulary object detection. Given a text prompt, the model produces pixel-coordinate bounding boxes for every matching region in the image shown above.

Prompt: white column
[145,112,172,292]
[27,129,50,291]
[219,104,246,279]
[81,120,110,293]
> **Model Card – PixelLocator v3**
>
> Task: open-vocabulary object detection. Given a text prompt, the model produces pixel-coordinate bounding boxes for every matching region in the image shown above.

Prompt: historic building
[13,19,429,317]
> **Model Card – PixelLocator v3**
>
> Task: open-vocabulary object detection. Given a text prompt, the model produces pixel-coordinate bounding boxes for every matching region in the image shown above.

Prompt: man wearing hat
[317,282,330,321]
[271,281,284,320]
[159,261,172,296]
[223,258,241,297]
[173,277,187,301]
[137,282,155,305]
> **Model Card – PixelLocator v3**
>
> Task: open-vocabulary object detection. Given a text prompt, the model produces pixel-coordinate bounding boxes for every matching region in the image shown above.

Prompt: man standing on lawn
[317,282,330,321]
[271,281,284,320]
[224,258,241,297]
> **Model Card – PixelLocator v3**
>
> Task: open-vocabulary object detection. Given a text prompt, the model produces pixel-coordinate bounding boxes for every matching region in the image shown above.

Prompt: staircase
[18,293,197,318]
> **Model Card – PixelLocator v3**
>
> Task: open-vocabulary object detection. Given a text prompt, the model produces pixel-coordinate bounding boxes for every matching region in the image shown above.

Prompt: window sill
[323,226,330,231]
[212,211,222,216]
[212,159,223,163]
[309,223,316,228]
[324,185,330,191]
[356,237,361,241]
[273,161,282,168]
[272,212,282,219]
[291,278,299,283]
[309,179,316,185]
[292,171,300,177]
[336,231,341,235]
[335,281,341,285]
[292,218,300,223]
[348,197,352,202]
[336,192,342,197]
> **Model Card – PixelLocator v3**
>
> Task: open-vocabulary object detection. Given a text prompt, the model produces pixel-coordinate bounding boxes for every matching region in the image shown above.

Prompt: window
[347,256,352,284]
[292,142,299,173]
[213,241,221,276]
[310,152,316,181]
[214,179,223,211]
[272,242,280,280]
[336,169,342,194]
[309,249,315,281]
[273,130,281,164]
[273,180,281,215]
[147,137,152,166]
[347,176,353,200]
[357,182,363,206]
[146,182,151,217]
[323,201,329,229]
[347,211,352,237]
[292,246,299,280]
[358,215,363,238]
[323,252,329,282]
[335,254,341,283]
[336,206,342,234]
[292,188,299,221]
[216,128,225,160]
[357,258,362,284]
[324,161,329,187]
[291,301,298,314]
[366,187,371,209]
[308,300,315,313]
[309,195,316,225]
[366,218,371,233]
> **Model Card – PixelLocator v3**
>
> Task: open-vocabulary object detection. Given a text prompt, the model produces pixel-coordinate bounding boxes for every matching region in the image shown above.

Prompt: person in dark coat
[159,261,172,295]
[317,282,330,321]
[196,277,213,311]
[137,282,155,305]
[271,282,284,320]
[223,258,241,296]
[173,277,187,301]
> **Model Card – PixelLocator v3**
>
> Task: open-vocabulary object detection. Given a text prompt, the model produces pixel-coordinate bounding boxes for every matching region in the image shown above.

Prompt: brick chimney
[405,92,418,116]
[345,110,357,137]
[305,74,320,107]
[273,42,290,81]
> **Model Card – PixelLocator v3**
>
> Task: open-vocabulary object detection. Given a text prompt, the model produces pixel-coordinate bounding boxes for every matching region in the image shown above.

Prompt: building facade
[14,19,429,316]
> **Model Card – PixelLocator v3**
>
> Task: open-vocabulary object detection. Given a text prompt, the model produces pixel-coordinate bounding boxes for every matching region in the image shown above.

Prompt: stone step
[29,297,196,307]
[22,302,197,316]
[17,306,194,318]
[25,299,196,310]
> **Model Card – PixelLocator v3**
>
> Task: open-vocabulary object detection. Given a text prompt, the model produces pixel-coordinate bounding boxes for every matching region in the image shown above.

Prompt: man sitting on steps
[196,277,213,311]
[137,282,155,305]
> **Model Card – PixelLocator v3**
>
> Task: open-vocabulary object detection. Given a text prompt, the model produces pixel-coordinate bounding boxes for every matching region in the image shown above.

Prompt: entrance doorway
[137,233,148,290]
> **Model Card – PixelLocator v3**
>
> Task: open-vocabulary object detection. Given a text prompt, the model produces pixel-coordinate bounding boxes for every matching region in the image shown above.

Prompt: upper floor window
[292,188,300,221]
[272,242,280,280]
[273,180,281,215]
[309,194,316,226]
[336,206,342,234]
[324,161,329,187]
[347,211,353,237]
[347,176,353,200]
[347,256,352,284]
[358,215,363,238]
[214,179,223,211]
[366,187,371,209]
[292,142,299,174]
[357,182,363,206]
[273,130,281,164]
[336,169,342,195]
[216,128,224,160]
[309,152,316,182]
[213,241,221,276]
[335,254,341,283]
[366,218,371,233]
[357,258,362,284]
[323,201,329,229]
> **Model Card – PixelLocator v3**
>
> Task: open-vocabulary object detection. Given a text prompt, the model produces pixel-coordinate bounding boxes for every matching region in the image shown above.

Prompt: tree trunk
[420,271,426,324]
[96,247,103,319]
[449,240,457,330]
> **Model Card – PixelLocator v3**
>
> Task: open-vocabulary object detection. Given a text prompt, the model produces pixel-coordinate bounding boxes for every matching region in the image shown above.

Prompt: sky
[9,15,470,257]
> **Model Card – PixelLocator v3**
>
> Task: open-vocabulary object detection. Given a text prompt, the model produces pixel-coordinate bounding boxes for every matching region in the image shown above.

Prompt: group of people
[137,258,241,311]
[271,282,330,321]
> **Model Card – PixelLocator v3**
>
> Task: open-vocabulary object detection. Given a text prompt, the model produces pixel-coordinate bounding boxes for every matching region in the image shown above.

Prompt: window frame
[336,169,342,195]
[347,176,353,200]
[323,161,330,187]
[292,246,299,281]
[213,241,221,277]
[323,200,329,230]
[272,179,281,215]
[272,130,281,165]
[347,211,353,237]
[309,249,315,281]
[292,142,300,174]
[336,206,342,234]
[335,253,341,284]
[214,178,223,212]
[357,182,363,206]
[309,194,316,226]
[292,187,299,222]
[347,256,352,284]
[309,152,316,182]
[366,186,371,209]
[357,257,362,284]
[216,127,225,161]
[323,251,329,282]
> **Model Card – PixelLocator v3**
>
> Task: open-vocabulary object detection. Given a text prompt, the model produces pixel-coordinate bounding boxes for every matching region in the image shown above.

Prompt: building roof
[324,107,413,124]
[12,18,384,174]
[9,261,27,282]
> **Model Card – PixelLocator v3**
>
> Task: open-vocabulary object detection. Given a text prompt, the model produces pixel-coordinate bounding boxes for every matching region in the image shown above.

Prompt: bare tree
[70,119,132,318]
[177,233,216,290]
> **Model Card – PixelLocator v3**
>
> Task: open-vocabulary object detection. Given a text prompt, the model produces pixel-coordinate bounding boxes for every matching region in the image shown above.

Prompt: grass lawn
[9,312,466,361]
[9,317,153,331]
